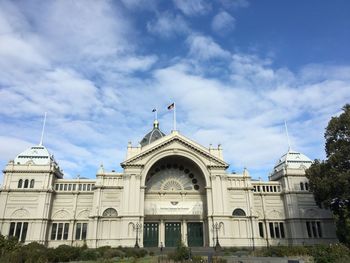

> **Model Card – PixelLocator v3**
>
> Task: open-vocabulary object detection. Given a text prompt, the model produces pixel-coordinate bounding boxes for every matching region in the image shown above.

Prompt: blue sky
[0,0,350,180]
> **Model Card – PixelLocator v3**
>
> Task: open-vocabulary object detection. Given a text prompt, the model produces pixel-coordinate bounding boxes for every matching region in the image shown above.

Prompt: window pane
[15,222,22,239]
[306,222,312,237]
[82,223,87,240]
[51,223,57,240]
[83,184,86,191]
[269,222,274,238]
[59,184,63,190]
[87,184,90,191]
[258,222,264,238]
[274,222,280,238]
[317,222,322,238]
[18,180,23,188]
[30,179,34,188]
[311,222,317,237]
[76,223,81,240]
[57,223,63,240]
[24,180,29,188]
[73,184,76,191]
[63,223,69,240]
[279,223,285,238]
[68,184,72,191]
[64,184,67,191]
[9,222,16,236]
[78,184,82,191]
[55,184,59,191]
[300,182,304,190]
[21,223,28,242]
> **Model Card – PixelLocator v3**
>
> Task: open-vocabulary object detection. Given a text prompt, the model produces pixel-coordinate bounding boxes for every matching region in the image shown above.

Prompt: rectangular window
[64,184,67,191]
[82,223,87,240]
[258,222,264,238]
[76,223,82,240]
[75,222,88,240]
[55,184,59,191]
[59,184,63,191]
[21,223,28,242]
[63,223,69,240]
[279,223,285,238]
[73,184,76,191]
[83,184,86,191]
[274,222,280,238]
[68,184,72,191]
[9,222,15,236]
[306,222,312,237]
[311,221,317,237]
[57,223,63,240]
[317,222,322,238]
[87,184,91,191]
[51,223,57,240]
[269,222,274,238]
[15,222,22,239]
[9,222,28,242]
[78,184,82,191]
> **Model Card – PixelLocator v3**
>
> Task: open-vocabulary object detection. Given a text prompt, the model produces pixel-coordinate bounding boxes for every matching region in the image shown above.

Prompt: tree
[306,104,350,246]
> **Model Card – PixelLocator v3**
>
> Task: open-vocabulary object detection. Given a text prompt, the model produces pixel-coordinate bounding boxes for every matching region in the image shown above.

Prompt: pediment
[121,132,228,169]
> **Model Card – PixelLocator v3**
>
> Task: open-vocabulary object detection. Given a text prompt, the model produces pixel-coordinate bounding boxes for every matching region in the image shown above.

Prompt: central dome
[140,120,166,147]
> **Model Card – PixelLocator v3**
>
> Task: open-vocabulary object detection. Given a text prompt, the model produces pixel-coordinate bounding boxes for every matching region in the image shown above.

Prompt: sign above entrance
[145,201,203,215]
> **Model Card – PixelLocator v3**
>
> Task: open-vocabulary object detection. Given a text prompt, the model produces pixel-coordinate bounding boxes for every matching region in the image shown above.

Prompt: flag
[152,108,156,112]
[167,103,175,110]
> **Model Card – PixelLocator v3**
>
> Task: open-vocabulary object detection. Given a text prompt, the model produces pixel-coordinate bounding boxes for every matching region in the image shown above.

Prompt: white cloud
[173,0,211,16]
[211,11,236,35]
[147,12,190,38]
[186,35,230,60]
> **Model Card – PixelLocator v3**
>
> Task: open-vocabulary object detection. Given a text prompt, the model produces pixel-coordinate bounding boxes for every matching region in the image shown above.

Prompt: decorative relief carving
[77,209,90,219]
[11,208,30,218]
[53,209,70,219]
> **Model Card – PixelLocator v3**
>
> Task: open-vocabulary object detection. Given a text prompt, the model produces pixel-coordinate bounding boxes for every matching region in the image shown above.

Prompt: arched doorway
[143,156,208,247]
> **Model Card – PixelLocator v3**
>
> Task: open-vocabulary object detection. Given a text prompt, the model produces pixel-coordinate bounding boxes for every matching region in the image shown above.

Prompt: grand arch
[143,155,209,247]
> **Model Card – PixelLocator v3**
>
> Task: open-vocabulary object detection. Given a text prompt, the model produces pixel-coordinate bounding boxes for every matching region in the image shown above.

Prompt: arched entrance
[143,156,208,247]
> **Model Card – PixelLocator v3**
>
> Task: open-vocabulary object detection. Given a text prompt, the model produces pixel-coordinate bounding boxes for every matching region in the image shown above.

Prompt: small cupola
[140,120,166,147]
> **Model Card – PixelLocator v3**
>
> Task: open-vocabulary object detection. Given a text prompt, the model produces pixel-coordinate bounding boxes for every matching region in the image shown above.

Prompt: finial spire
[284,120,291,151]
[152,108,158,121]
[39,112,47,146]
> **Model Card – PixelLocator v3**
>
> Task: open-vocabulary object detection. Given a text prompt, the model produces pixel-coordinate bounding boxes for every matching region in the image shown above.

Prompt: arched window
[232,208,246,217]
[24,179,29,188]
[305,182,309,191]
[30,179,34,188]
[102,208,118,217]
[300,182,304,191]
[18,179,23,188]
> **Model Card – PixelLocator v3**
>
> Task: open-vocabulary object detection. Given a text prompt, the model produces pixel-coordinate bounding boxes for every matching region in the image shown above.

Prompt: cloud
[218,0,249,9]
[173,0,211,16]
[186,34,230,61]
[211,11,236,35]
[147,12,190,38]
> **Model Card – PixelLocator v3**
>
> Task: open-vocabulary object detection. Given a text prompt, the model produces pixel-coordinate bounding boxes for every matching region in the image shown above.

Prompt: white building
[0,120,337,248]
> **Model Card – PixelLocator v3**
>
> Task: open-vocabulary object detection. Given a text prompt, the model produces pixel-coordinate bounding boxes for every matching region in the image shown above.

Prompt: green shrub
[167,241,190,261]
[54,244,81,262]
[80,248,100,261]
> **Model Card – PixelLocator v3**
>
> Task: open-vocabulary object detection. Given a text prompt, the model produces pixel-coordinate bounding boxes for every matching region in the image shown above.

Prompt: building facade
[0,121,337,248]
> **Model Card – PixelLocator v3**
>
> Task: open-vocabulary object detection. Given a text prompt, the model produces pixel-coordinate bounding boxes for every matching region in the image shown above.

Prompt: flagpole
[174,103,176,131]
[39,112,47,146]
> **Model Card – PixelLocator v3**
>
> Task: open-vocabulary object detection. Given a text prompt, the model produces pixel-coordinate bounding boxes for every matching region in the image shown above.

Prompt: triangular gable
[121,132,228,168]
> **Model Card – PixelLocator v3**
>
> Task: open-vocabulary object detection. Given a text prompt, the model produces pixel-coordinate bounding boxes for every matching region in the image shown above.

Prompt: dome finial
[153,119,159,128]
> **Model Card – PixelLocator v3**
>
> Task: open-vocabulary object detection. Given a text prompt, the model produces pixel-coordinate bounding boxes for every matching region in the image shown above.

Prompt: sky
[0,0,350,180]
